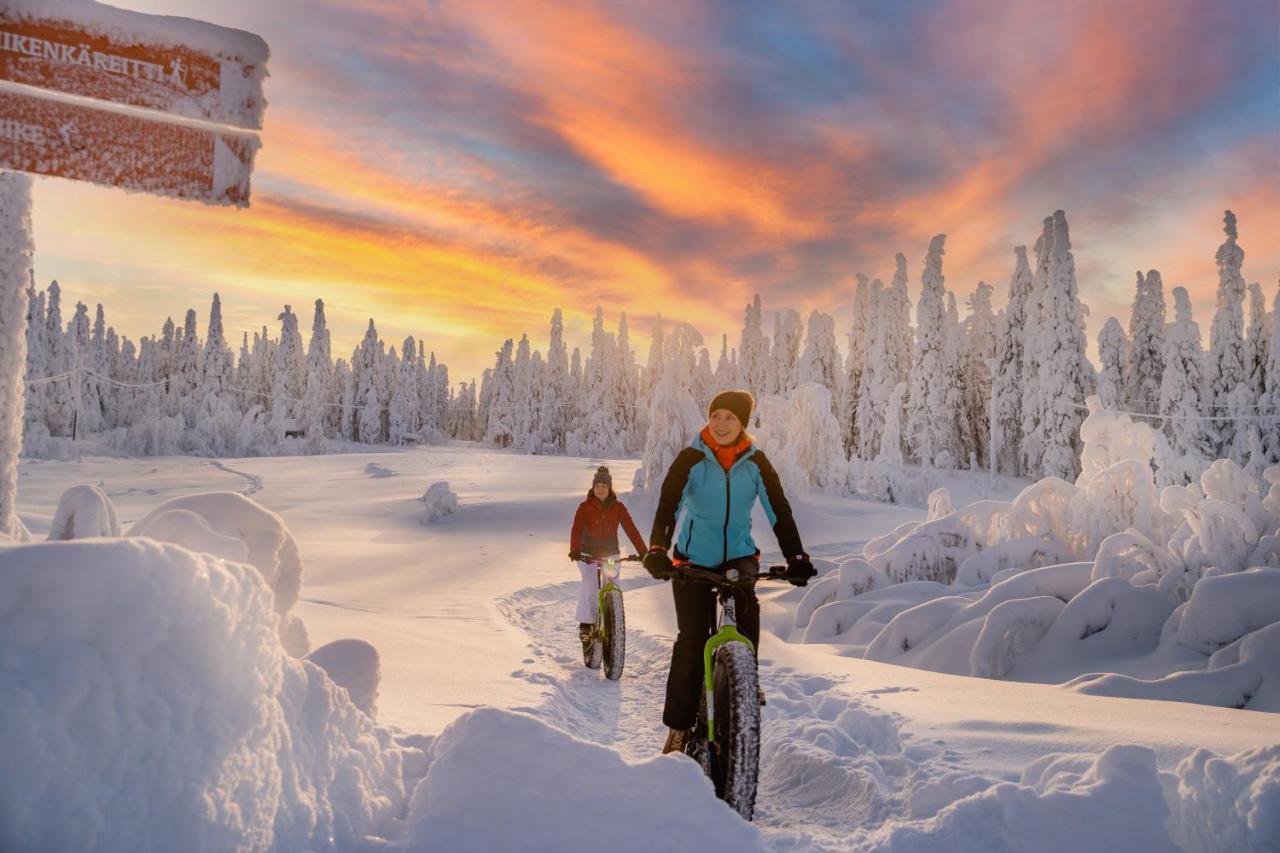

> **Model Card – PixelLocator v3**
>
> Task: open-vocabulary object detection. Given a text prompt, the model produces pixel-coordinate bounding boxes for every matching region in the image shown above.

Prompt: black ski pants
[662,555,760,731]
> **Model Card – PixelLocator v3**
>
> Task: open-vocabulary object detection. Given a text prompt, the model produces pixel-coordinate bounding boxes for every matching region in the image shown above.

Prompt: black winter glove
[785,554,816,587]
[643,547,675,581]
[569,551,585,562]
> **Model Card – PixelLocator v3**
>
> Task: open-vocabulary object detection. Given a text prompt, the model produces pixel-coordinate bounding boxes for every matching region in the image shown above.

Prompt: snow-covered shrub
[0,538,420,850]
[364,462,397,478]
[1174,568,1280,654]
[422,481,458,522]
[793,557,882,629]
[46,484,120,540]
[802,581,948,647]
[128,492,306,655]
[968,595,1065,679]
[307,639,380,718]
[926,487,953,520]
[954,536,1075,587]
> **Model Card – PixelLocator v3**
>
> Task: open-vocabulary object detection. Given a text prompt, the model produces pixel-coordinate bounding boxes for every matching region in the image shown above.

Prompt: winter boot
[662,727,692,755]
[578,623,594,666]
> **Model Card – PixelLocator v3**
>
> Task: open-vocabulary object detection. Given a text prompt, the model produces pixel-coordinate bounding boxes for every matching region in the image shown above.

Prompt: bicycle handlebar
[675,563,789,586]
[577,554,643,566]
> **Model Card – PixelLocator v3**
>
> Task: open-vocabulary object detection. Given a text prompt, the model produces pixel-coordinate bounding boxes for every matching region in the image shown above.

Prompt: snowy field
[4,442,1278,851]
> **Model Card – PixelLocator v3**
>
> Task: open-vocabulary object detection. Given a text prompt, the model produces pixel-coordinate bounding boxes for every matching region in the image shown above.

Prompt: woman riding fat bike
[643,390,816,754]
[569,466,648,664]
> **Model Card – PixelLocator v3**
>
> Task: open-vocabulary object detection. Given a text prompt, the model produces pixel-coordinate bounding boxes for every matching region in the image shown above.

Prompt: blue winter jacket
[649,433,805,567]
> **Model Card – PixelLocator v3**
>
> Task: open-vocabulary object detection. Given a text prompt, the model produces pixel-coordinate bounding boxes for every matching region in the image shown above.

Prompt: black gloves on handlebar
[785,554,816,586]
[569,551,584,562]
[643,547,675,581]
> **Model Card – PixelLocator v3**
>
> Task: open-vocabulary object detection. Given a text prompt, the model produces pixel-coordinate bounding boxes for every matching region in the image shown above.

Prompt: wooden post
[0,170,31,538]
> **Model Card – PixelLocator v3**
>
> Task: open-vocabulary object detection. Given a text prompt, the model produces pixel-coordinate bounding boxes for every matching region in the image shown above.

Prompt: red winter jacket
[570,491,647,559]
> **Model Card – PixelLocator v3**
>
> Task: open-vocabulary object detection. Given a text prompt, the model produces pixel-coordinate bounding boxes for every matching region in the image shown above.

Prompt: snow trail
[498,576,981,849]
[206,458,263,495]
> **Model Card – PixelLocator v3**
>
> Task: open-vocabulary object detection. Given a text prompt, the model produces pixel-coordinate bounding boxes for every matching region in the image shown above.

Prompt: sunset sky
[31,0,1280,384]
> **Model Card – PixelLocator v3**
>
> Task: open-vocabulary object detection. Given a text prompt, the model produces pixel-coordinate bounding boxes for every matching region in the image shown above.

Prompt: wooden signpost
[0,0,268,536]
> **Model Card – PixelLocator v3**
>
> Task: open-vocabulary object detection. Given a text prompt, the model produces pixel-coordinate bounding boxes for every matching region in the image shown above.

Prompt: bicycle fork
[703,591,754,742]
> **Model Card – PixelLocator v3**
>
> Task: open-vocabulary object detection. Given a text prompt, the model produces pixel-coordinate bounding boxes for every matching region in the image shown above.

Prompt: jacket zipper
[722,467,731,565]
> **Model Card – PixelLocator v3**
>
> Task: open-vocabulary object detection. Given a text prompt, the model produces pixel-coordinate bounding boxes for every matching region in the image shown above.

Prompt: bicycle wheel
[710,641,761,821]
[601,588,625,680]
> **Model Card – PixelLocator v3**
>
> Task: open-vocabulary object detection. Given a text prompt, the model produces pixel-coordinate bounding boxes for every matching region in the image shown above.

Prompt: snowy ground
[11,445,1280,850]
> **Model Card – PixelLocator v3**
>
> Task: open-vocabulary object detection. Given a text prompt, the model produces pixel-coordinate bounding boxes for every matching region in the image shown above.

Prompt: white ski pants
[576,557,619,623]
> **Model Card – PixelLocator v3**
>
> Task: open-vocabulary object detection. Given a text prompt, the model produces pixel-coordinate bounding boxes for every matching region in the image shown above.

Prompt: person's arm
[649,448,704,550]
[569,502,586,556]
[618,503,647,555]
[748,451,805,559]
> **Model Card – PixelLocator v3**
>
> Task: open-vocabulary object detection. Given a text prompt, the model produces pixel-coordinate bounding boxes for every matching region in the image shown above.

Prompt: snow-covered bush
[0,538,420,850]
[46,484,120,540]
[422,481,458,522]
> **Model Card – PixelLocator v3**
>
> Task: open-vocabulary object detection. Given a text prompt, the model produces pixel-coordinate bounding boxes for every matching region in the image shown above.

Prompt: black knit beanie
[592,466,612,488]
[707,390,754,428]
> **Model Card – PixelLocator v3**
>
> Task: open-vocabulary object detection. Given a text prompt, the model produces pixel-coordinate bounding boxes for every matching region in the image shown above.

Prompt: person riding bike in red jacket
[569,466,647,662]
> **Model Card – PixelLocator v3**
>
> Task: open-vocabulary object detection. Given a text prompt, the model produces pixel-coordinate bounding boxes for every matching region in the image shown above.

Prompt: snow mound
[46,484,120,540]
[403,707,761,851]
[0,538,420,852]
[870,743,1279,852]
[128,507,250,563]
[421,481,458,522]
[306,639,380,717]
[364,462,397,478]
[127,491,304,626]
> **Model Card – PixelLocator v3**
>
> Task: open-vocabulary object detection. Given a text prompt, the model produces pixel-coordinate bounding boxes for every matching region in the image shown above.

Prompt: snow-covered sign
[0,88,258,205]
[0,0,267,129]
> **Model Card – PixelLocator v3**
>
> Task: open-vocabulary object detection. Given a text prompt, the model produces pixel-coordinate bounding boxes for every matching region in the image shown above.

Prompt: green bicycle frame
[596,579,622,641]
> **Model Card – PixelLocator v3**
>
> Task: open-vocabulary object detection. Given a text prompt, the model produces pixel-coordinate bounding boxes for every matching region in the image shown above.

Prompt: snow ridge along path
[498,577,976,851]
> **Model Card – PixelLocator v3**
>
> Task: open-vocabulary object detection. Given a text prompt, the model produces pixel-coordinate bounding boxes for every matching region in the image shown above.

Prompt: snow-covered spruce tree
[768,309,803,397]
[1126,270,1165,420]
[1096,318,1127,410]
[249,326,272,416]
[1020,220,1053,475]
[483,339,517,448]
[640,322,705,493]
[537,309,573,452]
[1033,211,1090,481]
[354,320,385,444]
[574,308,627,457]
[693,347,715,409]
[1159,287,1216,481]
[510,334,538,451]
[797,310,840,411]
[42,282,74,437]
[21,278,47,454]
[68,302,100,435]
[299,299,333,452]
[336,358,355,441]
[616,313,641,452]
[1246,281,1269,406]
[270,305,305,437]
[390,336,421,446]
[859,259,912,462]
[943,291,974,468]
[963,281,996,470]
[906,235,956,467]
[200,293,233,402]
[714,333,738,389]
[1260,284,1280,463]
[169,308,200,427]
[1207,210,1249,461]
[87,304,109,432]
[738,294,770,398]
[451,379,479,440]
[841,273,871,455]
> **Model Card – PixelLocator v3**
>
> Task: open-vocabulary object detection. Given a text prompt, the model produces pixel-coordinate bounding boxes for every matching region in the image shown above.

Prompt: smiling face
[592,481,610,500]
[708,408,744,446]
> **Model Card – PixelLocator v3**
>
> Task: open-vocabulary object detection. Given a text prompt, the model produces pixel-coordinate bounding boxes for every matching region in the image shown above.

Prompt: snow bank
[0,538,419,852]
[46,483,120,540]
[421,481,458,522]
[128,491,307,656]
[1175,568,1280,654]
[870,743,1280,853]
[402,707,761,852]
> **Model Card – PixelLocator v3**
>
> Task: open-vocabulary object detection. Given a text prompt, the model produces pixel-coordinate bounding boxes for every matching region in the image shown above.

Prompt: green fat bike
[582,555,641,680]
[679,562,788,822]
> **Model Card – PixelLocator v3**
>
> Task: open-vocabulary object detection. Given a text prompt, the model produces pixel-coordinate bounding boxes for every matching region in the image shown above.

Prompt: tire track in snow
[206,459,263,496]
[498,579,974,849]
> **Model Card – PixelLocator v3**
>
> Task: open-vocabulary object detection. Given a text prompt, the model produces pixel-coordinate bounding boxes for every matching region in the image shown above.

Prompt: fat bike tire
[601,589,626,680]
[710,642,761,822]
